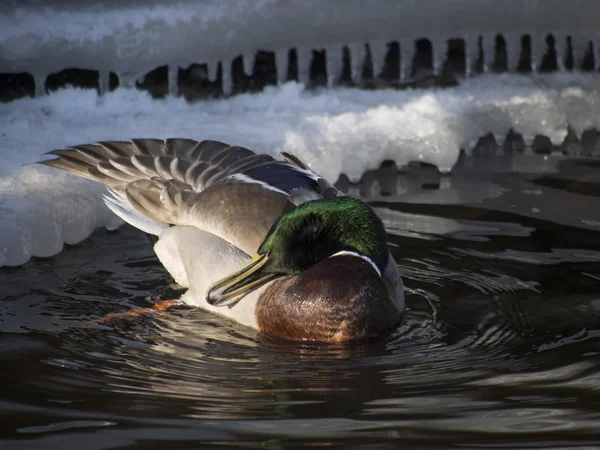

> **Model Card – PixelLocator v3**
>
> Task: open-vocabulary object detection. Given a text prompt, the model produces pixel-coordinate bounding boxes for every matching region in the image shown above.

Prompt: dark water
[2,152,600,449]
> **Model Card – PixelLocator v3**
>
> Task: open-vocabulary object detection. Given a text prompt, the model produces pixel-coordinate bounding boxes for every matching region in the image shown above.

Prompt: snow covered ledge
[1,1,600,267]
[1,0,600,96]
[1,75,600,267]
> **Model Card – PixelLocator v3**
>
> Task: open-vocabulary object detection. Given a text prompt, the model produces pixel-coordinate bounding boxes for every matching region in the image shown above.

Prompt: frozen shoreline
[1,75,599,267]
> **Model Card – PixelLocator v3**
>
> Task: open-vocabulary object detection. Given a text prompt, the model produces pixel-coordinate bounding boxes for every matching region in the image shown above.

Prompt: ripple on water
[2,155,600,447]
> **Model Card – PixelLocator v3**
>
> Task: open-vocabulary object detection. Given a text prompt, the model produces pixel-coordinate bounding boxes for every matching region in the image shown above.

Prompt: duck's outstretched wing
[41,139,270,192]
[39,138,338,255]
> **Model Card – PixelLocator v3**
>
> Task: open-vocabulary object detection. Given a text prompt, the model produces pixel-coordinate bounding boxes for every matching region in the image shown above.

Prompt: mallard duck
[40,139,404,342]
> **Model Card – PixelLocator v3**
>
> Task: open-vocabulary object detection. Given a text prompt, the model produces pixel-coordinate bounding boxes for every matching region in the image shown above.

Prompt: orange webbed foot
[95,299,177,324]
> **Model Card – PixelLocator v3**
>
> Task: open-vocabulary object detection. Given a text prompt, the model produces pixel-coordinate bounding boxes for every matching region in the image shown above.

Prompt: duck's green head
[207,196,389,306]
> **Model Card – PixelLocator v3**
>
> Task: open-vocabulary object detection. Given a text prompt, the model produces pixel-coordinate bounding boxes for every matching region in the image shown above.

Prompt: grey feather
[103,190,167,235]
[131,138,166,157]
[39,138,336,249]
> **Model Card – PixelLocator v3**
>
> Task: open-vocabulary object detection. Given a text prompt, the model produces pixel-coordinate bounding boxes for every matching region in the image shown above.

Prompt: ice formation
[2,0,600,95]
[1,75,600,267]
[1,1,600,267]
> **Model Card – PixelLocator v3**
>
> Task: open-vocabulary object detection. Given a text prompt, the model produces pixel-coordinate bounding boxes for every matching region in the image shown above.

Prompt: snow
[1,74,600,266]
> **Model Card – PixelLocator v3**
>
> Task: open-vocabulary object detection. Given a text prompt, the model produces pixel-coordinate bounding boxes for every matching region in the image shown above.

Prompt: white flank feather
[155,226,260,329]
[102,190,168,236]
[227,173,289,196]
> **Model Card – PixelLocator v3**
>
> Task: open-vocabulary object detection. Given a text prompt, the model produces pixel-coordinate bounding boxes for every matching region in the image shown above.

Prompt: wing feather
[39,138,338,251]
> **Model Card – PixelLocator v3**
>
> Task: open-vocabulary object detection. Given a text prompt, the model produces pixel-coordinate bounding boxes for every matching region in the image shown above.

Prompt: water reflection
[1,152,600,448]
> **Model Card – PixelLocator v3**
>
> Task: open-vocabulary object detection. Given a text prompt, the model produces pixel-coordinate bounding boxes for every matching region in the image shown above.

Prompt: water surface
[2,152,600,449]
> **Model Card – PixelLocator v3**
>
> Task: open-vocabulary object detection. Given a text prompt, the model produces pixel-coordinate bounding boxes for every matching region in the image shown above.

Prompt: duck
[40,138,404,343]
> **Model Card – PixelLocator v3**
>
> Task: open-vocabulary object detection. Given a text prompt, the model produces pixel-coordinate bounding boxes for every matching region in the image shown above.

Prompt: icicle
[34,73,46,97]
[168,64,178,96]
[242,53,254,77]
[116,73,125,88]
[369,40,387,79]
[554,33,566,71]
[118,73,137,88]
[505,33,521,72]
[522,135,535,147]
[550,131,567,146]
[296,47,311,86]
[530,34,545,72]
[481,34,495,72]
[348,42,366,83]
[325,44,343,88]
[494,133,506,147]
[221,60,232,96]
[275,48,288,84]
[581,128,598,155]
[98,71,110,95]
[571,127,584,142]
[399,39,415,80]
[431,38,446,75]
[207,61,219,82]
[464,36,479,77]
[562,129,580,156]
[464,140,479,154]
[569,34,586,71]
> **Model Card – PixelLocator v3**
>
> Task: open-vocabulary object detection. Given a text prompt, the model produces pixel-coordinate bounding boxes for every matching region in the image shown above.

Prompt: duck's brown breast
[256,255,402,343]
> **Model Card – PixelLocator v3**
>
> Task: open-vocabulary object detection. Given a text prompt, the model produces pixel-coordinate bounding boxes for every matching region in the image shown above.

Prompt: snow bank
[1,74,599,266]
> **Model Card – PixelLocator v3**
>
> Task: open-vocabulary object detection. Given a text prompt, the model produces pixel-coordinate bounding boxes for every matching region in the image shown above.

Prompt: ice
[275,49,288,84]
[1,74,600,266]
[0,168,121,267]
[482,34,496,72]
[207,62,219,83]
[168,65,178,96]
[554,34,566,71]
[569,35,587,71]
[2,0,600,98]
[325,45,343,88]
[464,36,479,77]
[505,33,521,72]
[296,47,311,85]
[242,53,254,77]
[530,33,545,72]
[4,0,600,82]
[98,71,110,96]
[117,72,138,89]
[399,39,414,81]
[431,38,446,76]
[553,85,600,139]
[221,59,233,96]
[369,40,387,79]
[33,73,45,97]
[348,43,366,83]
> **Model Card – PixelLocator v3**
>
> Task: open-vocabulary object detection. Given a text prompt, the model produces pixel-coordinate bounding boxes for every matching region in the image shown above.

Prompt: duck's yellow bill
[207,253,276,306]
